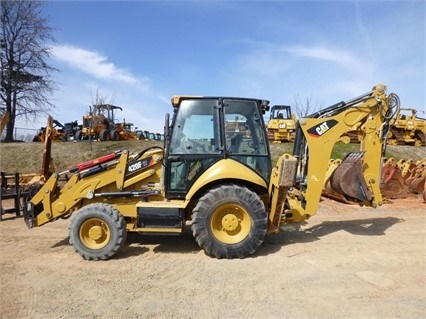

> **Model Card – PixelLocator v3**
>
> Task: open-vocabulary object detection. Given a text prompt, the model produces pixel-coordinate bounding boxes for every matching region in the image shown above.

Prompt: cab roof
[171,95,270,112]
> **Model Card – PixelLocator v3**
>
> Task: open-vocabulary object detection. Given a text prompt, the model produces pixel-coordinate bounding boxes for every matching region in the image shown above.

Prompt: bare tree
[293,94,324,118]
[91,88,116,107]
[0,0,58,141]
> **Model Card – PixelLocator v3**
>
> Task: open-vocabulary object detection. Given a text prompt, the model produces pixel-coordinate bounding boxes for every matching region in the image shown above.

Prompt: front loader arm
[267,84,399,233]
[25,149,164,228]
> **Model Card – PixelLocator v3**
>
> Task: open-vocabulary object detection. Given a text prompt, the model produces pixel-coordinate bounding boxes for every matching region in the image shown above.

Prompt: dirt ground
[0,197,425,319]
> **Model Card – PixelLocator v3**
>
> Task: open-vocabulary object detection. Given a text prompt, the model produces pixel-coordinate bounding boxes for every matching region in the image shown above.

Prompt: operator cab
[164,96,271,199]
[270,105,292,120]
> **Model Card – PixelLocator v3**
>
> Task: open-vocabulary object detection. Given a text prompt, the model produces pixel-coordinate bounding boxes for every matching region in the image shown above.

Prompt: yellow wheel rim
[210,203,251,244]
[79,218,111,249]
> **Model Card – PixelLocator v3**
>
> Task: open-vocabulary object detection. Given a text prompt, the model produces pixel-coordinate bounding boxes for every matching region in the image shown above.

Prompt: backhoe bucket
[323,159,353,204]
[329,152,373,202]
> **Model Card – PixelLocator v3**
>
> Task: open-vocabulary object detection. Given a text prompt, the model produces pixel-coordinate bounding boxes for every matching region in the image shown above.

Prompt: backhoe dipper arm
[267,84,399,233]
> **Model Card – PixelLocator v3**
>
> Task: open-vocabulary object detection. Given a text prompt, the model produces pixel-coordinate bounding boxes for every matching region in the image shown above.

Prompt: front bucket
[329,152,373,202]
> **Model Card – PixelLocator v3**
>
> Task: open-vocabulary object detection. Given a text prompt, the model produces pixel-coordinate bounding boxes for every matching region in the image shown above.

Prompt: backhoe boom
[268,84,399,232]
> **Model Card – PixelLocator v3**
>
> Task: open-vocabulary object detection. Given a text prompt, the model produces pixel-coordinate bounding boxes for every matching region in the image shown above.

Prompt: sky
[18,0,425,133]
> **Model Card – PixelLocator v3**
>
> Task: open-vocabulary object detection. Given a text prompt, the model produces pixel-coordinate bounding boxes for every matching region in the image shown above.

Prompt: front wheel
[74,130,83,140]
[69,203,127,260]
[191,185,267,259]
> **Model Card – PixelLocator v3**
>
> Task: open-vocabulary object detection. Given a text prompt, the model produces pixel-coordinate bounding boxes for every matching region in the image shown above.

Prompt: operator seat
[229,133,243,154]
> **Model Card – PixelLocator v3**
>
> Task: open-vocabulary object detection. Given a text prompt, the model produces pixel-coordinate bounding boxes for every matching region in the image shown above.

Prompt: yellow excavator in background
[24,84,399,260]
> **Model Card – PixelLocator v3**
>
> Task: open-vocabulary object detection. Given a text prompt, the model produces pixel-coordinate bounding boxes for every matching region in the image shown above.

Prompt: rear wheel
[99,129,110,141]
[110,129,120,141]
[69,203,127,260]
[191,184,267,259]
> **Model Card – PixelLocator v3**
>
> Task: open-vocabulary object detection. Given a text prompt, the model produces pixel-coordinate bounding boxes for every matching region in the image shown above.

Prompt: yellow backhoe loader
[24,84,399,260]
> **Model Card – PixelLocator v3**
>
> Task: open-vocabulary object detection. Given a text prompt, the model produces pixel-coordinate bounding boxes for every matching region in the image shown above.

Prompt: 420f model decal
[307,119,338,138]
[125,156,155,176]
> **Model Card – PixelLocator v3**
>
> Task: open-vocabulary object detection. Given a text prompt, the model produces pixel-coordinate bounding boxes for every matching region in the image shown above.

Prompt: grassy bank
[1,140,425,174]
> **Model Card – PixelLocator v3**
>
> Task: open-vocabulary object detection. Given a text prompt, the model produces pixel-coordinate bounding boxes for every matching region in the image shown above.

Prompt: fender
[186,159,267,200]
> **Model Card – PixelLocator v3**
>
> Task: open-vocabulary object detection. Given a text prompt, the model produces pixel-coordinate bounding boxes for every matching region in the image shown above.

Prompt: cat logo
[316,122,330,135]
[307,119,338,138]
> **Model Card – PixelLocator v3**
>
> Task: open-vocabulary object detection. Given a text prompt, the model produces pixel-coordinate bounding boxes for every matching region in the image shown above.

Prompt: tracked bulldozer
[266,105,297,142]
[24,84,398,260]
[386,108,425,146]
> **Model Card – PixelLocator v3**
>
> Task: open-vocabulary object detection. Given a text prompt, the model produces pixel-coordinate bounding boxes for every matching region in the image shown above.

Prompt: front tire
[74,130,83,140]
[69,203,127,260]
[191,185,267,259]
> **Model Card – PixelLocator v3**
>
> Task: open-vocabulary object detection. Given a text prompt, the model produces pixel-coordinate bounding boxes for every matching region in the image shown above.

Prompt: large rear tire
[191,184,267,259]
[99,129,110,141]
[69,203,127,260]
[110,129,120,141]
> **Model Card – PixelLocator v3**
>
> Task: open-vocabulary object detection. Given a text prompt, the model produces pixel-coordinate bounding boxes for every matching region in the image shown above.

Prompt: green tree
[0,0,58,141]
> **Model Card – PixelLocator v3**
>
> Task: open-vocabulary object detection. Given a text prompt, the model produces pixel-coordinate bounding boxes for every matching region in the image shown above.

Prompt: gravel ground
[0,196,425,319]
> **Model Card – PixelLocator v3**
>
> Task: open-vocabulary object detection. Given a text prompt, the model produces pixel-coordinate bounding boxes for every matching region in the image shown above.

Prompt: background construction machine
[113,121,145,140]
[24,84,398,261]
[32,119,68,142]
[386,108,425,146]
[75,104,123,141]
[63,120,82,141]
[342,107,425,146]
[32,119,83,142]
[266,105,297,142]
